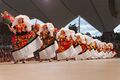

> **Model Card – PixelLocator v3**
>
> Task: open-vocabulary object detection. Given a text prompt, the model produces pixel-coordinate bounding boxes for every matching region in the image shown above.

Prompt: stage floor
[0,59,120,80]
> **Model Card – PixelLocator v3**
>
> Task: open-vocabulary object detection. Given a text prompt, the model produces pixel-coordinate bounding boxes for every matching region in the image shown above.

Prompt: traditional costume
[89,39,99,59]
[92,39,101,59]
[56,28,74,60]
[67,30,79,60]
[11,15,41,63]
[71,33,85,60]
[38,23,58,62]
[107,43,116,58]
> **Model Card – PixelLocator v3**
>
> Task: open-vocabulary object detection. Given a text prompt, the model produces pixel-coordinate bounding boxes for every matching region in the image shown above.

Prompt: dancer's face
[43,25,48,30]
[108,45,112,49]
[18,18,24,24]
[107,45,111,51]
[76,36,80,39]
[70,36,73,40]
[3,11,8,16]
[76,36,82,42]
[61,30,65,35]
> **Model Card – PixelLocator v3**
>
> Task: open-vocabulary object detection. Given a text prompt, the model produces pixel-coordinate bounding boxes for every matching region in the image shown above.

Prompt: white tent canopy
[0,0,120,32]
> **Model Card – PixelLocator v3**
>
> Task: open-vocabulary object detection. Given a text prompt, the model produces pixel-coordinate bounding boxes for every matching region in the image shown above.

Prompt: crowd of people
[0,10,117,64]
[0,48,13,62]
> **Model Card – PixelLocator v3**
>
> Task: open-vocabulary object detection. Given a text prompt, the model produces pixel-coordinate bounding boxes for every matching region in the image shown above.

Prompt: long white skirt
[39,43,56,59]
[84,50,92,59]
[102,52,109,59]
[112,51,117,58]
[90,49,99,59]
[107,52,113,58]
[108,51,116,58]
[97,51,105,59]
[57,46,76,60]
[74,45,82,55]
[12,37,42,61]
[94,50,102,59]
[76,50,91,60]
[68,46,78,58]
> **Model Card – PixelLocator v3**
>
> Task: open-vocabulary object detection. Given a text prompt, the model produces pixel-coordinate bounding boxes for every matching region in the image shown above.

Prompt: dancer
[69,30,79,60]
[56,28,73,61]
[75,34,89,60]
[8,15,41,64]
[38,23,57,62]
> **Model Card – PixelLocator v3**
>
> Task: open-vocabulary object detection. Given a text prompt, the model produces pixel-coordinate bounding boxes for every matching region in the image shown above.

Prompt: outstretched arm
[6,24,14,32]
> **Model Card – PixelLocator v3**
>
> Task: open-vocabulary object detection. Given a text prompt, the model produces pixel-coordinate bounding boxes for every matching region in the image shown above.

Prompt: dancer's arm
[6,24,16,33]
[1,13,4,17]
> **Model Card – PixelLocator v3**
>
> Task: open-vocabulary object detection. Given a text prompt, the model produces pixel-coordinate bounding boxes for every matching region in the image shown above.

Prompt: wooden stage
[0,59,120,80]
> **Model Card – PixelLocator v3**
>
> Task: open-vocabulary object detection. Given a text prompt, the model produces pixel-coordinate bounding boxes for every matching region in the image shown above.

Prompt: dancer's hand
[6,23,14,32]
[1,13,4,17]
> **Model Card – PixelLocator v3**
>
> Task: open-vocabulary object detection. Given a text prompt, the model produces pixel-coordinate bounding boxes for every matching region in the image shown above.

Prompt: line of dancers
[0,11,117,64]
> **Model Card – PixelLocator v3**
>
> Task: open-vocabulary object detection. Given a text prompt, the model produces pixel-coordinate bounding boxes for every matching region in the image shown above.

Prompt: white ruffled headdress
[46,23,55,36]
[12,15,32,31]
[37,23,44,35]
[75,33,87,44]
[107,43,113,49]
[56,28,70,40]
[75,33,82,40]
[37,23,55,36]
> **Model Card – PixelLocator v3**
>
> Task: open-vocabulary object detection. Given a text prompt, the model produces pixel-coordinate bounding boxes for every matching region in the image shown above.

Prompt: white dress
[12,36,42,61]
[57,46,75,60]
[77,50,91,60]
[97,51,104,59]
[91,49,98,59]
[39,41,58,59]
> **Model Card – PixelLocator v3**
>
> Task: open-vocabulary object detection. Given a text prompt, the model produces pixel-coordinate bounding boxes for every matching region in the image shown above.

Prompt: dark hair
[18,18,24,23]
[3,10,8,13]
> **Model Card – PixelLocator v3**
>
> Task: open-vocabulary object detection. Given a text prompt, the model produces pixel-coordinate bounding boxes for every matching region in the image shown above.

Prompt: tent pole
[78,16,80,33]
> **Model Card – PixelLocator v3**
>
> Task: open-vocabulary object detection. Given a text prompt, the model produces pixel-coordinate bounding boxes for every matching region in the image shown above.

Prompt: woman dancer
[8,15,41,64]
[38,23,57,62]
